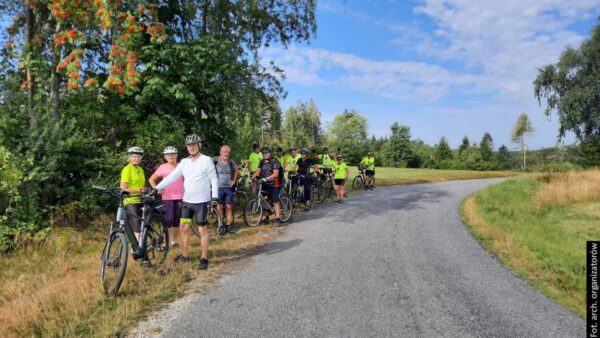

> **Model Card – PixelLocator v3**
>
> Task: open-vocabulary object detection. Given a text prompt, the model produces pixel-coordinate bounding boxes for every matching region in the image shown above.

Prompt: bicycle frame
[96,186,159,261]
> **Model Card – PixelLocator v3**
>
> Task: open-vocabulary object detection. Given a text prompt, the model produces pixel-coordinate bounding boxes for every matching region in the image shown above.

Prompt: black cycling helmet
[253,143,260,150]
[262,146,272,154]
[323,147,329,152]
[290,146,296,151]
[185,134,201,145]
[301,148,309,154]
[276,146,283,152]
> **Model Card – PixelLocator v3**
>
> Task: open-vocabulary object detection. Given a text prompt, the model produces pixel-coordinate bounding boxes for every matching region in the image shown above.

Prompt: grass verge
[0,167,514,337]
[461,169,600,318]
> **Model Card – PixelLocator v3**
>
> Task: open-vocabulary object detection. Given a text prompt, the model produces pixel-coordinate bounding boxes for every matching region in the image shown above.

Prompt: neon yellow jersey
[332,162,348,179]
[285,154,301,171]
[248,152,263,172]
[360,156,375,170]
[275,155,287,168]
[120,163,145,206]
[318,154,334,167]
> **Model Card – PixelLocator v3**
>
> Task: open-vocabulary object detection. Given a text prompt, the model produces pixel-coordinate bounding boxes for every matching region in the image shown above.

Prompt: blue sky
[263,0,600,150]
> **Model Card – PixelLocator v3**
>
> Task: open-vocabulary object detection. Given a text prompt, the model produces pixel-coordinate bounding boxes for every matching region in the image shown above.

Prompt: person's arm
[267,168,279,182]
[120,167,145,193]
[155,164,183,190]
[148,172,161,189]
[207,158,218,199]
[252,168,261,180]
[345,167,349,180]
[232,163,239,185]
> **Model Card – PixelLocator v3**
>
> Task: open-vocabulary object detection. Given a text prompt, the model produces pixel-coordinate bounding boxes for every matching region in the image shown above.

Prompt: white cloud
[262,46,491,100]
[413,0,600,99]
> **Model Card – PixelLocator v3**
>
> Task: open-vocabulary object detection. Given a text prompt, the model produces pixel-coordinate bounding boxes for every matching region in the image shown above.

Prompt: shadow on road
[225,238,304,262]
[297,185,450,224]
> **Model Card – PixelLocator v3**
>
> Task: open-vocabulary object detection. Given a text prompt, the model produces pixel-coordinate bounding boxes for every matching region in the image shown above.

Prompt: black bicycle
[244,179,293,226]
[232,174,249,222]
[315,168,334,205]
[93,186,168,296]
[189,201,224,238]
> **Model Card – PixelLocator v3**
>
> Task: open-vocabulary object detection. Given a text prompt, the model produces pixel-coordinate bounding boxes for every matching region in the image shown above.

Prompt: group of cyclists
[119,134,376,270]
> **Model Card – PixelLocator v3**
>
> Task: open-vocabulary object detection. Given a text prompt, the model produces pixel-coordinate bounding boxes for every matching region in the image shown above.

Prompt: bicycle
[352,166,375,190]
[93,185,168,296]
[315,168,334,205]
[189,201,224,239]
[244,179,293,226]
[232,174,249,222]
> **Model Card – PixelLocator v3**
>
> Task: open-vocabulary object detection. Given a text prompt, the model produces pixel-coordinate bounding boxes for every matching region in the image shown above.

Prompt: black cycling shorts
[334,179,345,186]
[365,170,375,176]
[262,184,281,203]
[180,202,208,226]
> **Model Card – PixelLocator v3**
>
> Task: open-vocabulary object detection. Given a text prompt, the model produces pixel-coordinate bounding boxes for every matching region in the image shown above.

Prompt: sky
[262,0,600,150]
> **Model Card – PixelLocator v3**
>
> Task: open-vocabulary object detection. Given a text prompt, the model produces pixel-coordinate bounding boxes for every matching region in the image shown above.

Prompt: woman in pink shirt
[149,146,184,247]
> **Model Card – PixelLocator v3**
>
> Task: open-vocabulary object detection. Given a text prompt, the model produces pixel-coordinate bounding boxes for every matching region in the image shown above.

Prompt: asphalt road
[132,178,584,337]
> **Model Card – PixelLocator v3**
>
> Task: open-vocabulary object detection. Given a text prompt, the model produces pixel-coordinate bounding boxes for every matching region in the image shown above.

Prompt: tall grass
[537,169,600,208]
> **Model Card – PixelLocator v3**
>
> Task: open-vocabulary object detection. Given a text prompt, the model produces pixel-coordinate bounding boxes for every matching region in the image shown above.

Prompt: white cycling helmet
[163,146,178,154]
[127,146,144,155]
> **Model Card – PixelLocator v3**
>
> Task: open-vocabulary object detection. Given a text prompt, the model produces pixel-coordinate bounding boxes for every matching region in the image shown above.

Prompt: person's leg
[340,180,346,201]
[179,222,191,257]
[304,176,312,206]
[126,203,142,241]
[272,188,281,219]
[225,204,233,226]
[171,200,181,245]
[196,203,210,260]
[179,203,195,258]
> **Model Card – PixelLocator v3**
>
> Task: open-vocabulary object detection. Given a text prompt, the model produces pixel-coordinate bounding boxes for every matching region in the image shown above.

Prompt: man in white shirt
[156,134,218,270]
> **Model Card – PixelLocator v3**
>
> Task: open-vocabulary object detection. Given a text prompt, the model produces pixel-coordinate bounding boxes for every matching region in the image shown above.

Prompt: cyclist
[252,147,284,226]
[275,146,287,168]
[317,147,333,167]
[331,154,349,203]
[155,134,218,270]
[294,148,316,209]
[360,151,376,190]
[149,146,183,248]
[120,147,146,243]
[248,143,263,176]
[213,145,239,235]
[248,143,262,194]
[285,146,301,189]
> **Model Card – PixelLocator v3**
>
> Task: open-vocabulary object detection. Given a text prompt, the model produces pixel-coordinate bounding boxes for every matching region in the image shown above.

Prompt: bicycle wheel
[316,180,332,205]
[144,218,169,265]
[233,190,248,221]
[279,196,293,223]
[244,198,263,227]
[352,175,364,190]
[208,207,224,238]
[99,231,128,296]
[311,184,324,204]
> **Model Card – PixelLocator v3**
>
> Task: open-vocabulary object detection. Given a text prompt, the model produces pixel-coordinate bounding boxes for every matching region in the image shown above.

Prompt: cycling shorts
[181,202,208,226]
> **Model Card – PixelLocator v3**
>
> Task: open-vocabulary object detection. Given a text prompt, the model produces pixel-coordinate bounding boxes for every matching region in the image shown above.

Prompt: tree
[327,109,368,164]
[459,136,470,155]
[0,1,318,251]
[497,144,511,169]
[511,113,534,170]
[534,21,600,165]
[479,132,494,161]
[282,99,322,148]
[382,123,415,167]
[434,136,453,168]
